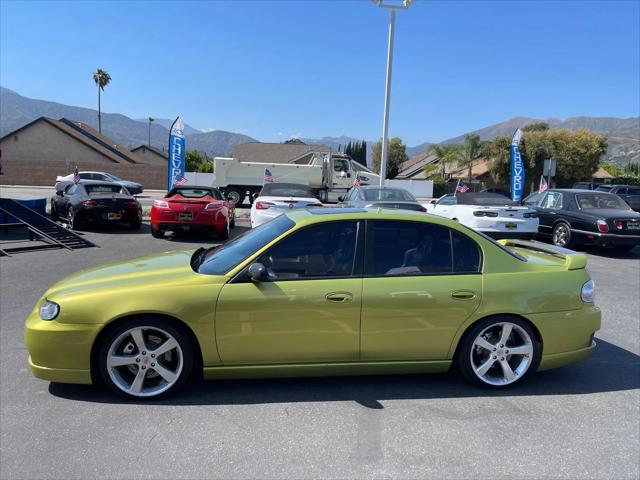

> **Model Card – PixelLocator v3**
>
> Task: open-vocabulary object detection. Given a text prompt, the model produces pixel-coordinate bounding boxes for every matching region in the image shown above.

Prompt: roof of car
[76,180,122,186]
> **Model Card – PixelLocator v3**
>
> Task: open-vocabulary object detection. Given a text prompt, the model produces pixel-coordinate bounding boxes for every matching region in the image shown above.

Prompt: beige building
[0,117,144,166]
[131,145,168,165]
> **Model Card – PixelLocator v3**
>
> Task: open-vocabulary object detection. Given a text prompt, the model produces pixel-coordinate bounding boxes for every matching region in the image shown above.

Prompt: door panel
[361,275,481,360]
[216,278,362,364]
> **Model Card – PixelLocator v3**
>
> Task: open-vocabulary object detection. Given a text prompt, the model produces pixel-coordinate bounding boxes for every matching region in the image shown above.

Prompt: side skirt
[203,360,452,380]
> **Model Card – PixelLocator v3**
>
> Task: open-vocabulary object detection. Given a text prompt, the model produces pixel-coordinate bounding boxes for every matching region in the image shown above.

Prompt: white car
[427,192,539,239]
[250,182,323,228]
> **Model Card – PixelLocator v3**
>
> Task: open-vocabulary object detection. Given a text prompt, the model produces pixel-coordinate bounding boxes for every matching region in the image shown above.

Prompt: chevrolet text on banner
[167,117,186,190]
[510,128,525,202]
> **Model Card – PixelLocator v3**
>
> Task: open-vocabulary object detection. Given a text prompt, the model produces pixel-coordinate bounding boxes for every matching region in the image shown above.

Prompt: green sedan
[25,208,601,398]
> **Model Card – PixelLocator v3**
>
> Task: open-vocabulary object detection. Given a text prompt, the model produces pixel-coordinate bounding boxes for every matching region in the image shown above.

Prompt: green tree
[92,68,111,133]
[372,137,408,179]
[426,143,462,179]
[185,150,207,171]
[484,129,607,190]
[624,161,640,175]
[522,122,550,132]
[458,134,483,183]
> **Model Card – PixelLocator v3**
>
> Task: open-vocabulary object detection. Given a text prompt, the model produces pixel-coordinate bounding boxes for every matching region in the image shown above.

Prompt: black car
[594,184,640,212]
[571,182,601,190]
[51,181,142,230]
[525,189,640,250]
[55,171,144,195]
[480,187,511,197]
[338,186,426,212]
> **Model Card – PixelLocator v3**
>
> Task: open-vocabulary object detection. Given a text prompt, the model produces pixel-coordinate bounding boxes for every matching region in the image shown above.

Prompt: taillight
[81,200,97,206]
[204,203,222,210]
[596,219,609,233]
[523,212,538,218]
[127,200,139,207]
[614,220,624,230]
[255,201,274,210]
[473,210,498,217]
[418,206,427,212]
[153,200,169,208]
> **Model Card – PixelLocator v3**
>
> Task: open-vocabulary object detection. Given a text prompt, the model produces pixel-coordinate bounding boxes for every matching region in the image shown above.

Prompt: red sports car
[150,186,235,239]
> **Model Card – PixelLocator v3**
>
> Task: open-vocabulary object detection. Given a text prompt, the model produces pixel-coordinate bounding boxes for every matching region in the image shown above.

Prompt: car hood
[580,208,640,219]
[45,250,226,299]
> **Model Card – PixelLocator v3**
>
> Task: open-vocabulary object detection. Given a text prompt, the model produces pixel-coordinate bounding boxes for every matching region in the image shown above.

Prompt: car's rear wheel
[98,319,194,399]
[552,222,572,248]
[151,226,164,238]
[457,317,541,388]
[67,206,80,230]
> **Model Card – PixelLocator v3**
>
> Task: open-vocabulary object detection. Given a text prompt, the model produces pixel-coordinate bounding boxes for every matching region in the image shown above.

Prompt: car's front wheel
[98,319,194,399]
[457,316,541,388]
[218,218,230,240]
[151,226,164,238]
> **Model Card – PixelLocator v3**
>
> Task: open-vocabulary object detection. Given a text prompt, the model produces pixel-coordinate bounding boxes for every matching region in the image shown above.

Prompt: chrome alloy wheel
[106,326,183,397]
[553,223,570,247]
[470,322,533,386]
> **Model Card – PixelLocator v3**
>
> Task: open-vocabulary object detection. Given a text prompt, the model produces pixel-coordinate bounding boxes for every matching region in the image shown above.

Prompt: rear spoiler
[497,239,587,270]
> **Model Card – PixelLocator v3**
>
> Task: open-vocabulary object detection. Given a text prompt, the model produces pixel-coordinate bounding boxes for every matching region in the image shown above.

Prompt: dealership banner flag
[510,128,525,202]
[167,117,186,190]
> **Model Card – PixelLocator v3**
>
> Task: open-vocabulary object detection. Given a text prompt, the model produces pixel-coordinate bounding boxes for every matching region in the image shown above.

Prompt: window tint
[333,159,349,172]
[85,184,126,194]
[257,221,358,280]
[368,221,454,276]
[451,230,481,273]
[79,173,91,180]
[576,193,629,210]
[66,184,78,195]
[438,195,457,205]
[362,188,417,202]
[628,188,640,195]
[523,191,544,206]
[541,192,562,209]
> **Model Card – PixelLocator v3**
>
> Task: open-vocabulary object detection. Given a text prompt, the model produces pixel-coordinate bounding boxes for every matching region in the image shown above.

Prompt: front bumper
[571,229,640,247]
[25,312,101,384]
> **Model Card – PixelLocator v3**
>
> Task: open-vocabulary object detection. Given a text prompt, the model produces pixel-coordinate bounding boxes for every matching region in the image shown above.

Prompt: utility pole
[148,117,154,147]
[372,0,414,187]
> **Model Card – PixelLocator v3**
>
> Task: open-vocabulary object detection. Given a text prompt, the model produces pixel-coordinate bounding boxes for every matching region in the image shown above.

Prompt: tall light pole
[148,117,154,147]
[373,0,414,187]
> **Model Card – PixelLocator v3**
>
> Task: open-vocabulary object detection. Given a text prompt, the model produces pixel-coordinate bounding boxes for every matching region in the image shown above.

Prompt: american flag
[264,168,274,183]
[173,175,188,186]
[539,175,549,193]
[456,180,470,193]
[72,166,80,184]
[353,178,361,188]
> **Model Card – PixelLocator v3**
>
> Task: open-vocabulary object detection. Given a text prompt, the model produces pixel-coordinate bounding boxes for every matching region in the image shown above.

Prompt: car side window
[367,220,458,276]
[257,221,359,280]
[66,184,78,195]
[438,195,456,206]
[541,192,562,209]
[616,188,627,194]
[628,188,640,195]
[79,173,91,180]
[451,230,481,273]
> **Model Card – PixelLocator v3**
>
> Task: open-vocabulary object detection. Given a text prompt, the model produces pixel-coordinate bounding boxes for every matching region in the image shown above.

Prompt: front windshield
[197,214,295,275]
[576,193,630,210]
[363,188,417,202]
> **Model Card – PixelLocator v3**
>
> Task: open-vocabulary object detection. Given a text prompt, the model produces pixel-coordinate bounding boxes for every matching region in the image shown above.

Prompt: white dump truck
[212,152,380,204]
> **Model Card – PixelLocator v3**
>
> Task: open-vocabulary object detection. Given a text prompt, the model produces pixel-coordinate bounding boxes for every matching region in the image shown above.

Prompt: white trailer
[212,152,380,204]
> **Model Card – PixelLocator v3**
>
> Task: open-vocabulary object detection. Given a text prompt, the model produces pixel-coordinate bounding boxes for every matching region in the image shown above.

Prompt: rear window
[576,193,630,210]
[363,188,417,202]
[170,188,222,200]
[85,184,127,194]
[457,193,519,206]
[260,183,315,198]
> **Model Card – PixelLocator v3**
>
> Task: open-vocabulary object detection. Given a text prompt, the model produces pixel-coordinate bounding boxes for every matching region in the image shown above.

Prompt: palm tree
[458,134,483,184]
[92,69,111,133]
[426,143,462,179]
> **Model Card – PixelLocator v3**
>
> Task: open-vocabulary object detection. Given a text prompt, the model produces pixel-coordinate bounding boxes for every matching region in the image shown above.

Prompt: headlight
[39,299,60,320]
[581,280,595,303]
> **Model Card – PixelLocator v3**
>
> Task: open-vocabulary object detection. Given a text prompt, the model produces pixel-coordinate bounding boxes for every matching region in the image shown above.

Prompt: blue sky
[1,0,638,145]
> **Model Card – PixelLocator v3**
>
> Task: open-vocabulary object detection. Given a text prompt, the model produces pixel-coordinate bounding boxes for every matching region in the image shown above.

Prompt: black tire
[130,219,142,230]
[457,315,541,389]
[249,189,261,204]
[319,189,329,203]
[67,206,80,230]
[218,218,230,240]
[552,222,572,248]
[98,317,194,399]
[151,226,164,239]
[50,202,59,221]
[230,213,236,229]
[225,187,245,206]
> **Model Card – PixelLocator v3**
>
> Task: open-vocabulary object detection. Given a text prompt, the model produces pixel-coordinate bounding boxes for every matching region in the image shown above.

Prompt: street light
[372,0,414,187]
[148,117,154,147]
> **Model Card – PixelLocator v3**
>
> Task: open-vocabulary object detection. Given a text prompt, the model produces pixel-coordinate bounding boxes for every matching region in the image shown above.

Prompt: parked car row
[56,171,144,195]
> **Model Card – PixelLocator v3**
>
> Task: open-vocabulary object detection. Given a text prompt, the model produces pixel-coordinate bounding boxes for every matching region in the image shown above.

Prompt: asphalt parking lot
[1,216,639,479]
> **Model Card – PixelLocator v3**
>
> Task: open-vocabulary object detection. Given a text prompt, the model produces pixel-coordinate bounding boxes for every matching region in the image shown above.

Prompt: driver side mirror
[337,196,345,203]
[56,190,64,197]
[429,199,436,204]
[247,262,267,282]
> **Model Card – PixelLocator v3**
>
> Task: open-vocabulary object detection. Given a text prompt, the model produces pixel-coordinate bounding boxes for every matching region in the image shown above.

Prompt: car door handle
[325,292,353,303]
[451,290,477,300]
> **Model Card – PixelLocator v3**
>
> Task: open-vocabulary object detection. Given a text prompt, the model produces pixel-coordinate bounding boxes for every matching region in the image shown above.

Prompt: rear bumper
[78,208,141,224]
[152,222,222,232]
[571,229,640,247]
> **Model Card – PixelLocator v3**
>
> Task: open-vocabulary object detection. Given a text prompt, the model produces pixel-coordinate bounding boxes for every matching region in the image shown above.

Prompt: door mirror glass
[247,262,267,282]
[337,196,345,203]
[429,199,436,204]
[56,190,63,196]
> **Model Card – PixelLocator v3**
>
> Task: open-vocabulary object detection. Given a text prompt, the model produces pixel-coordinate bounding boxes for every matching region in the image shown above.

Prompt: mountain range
[1,86,638,165]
